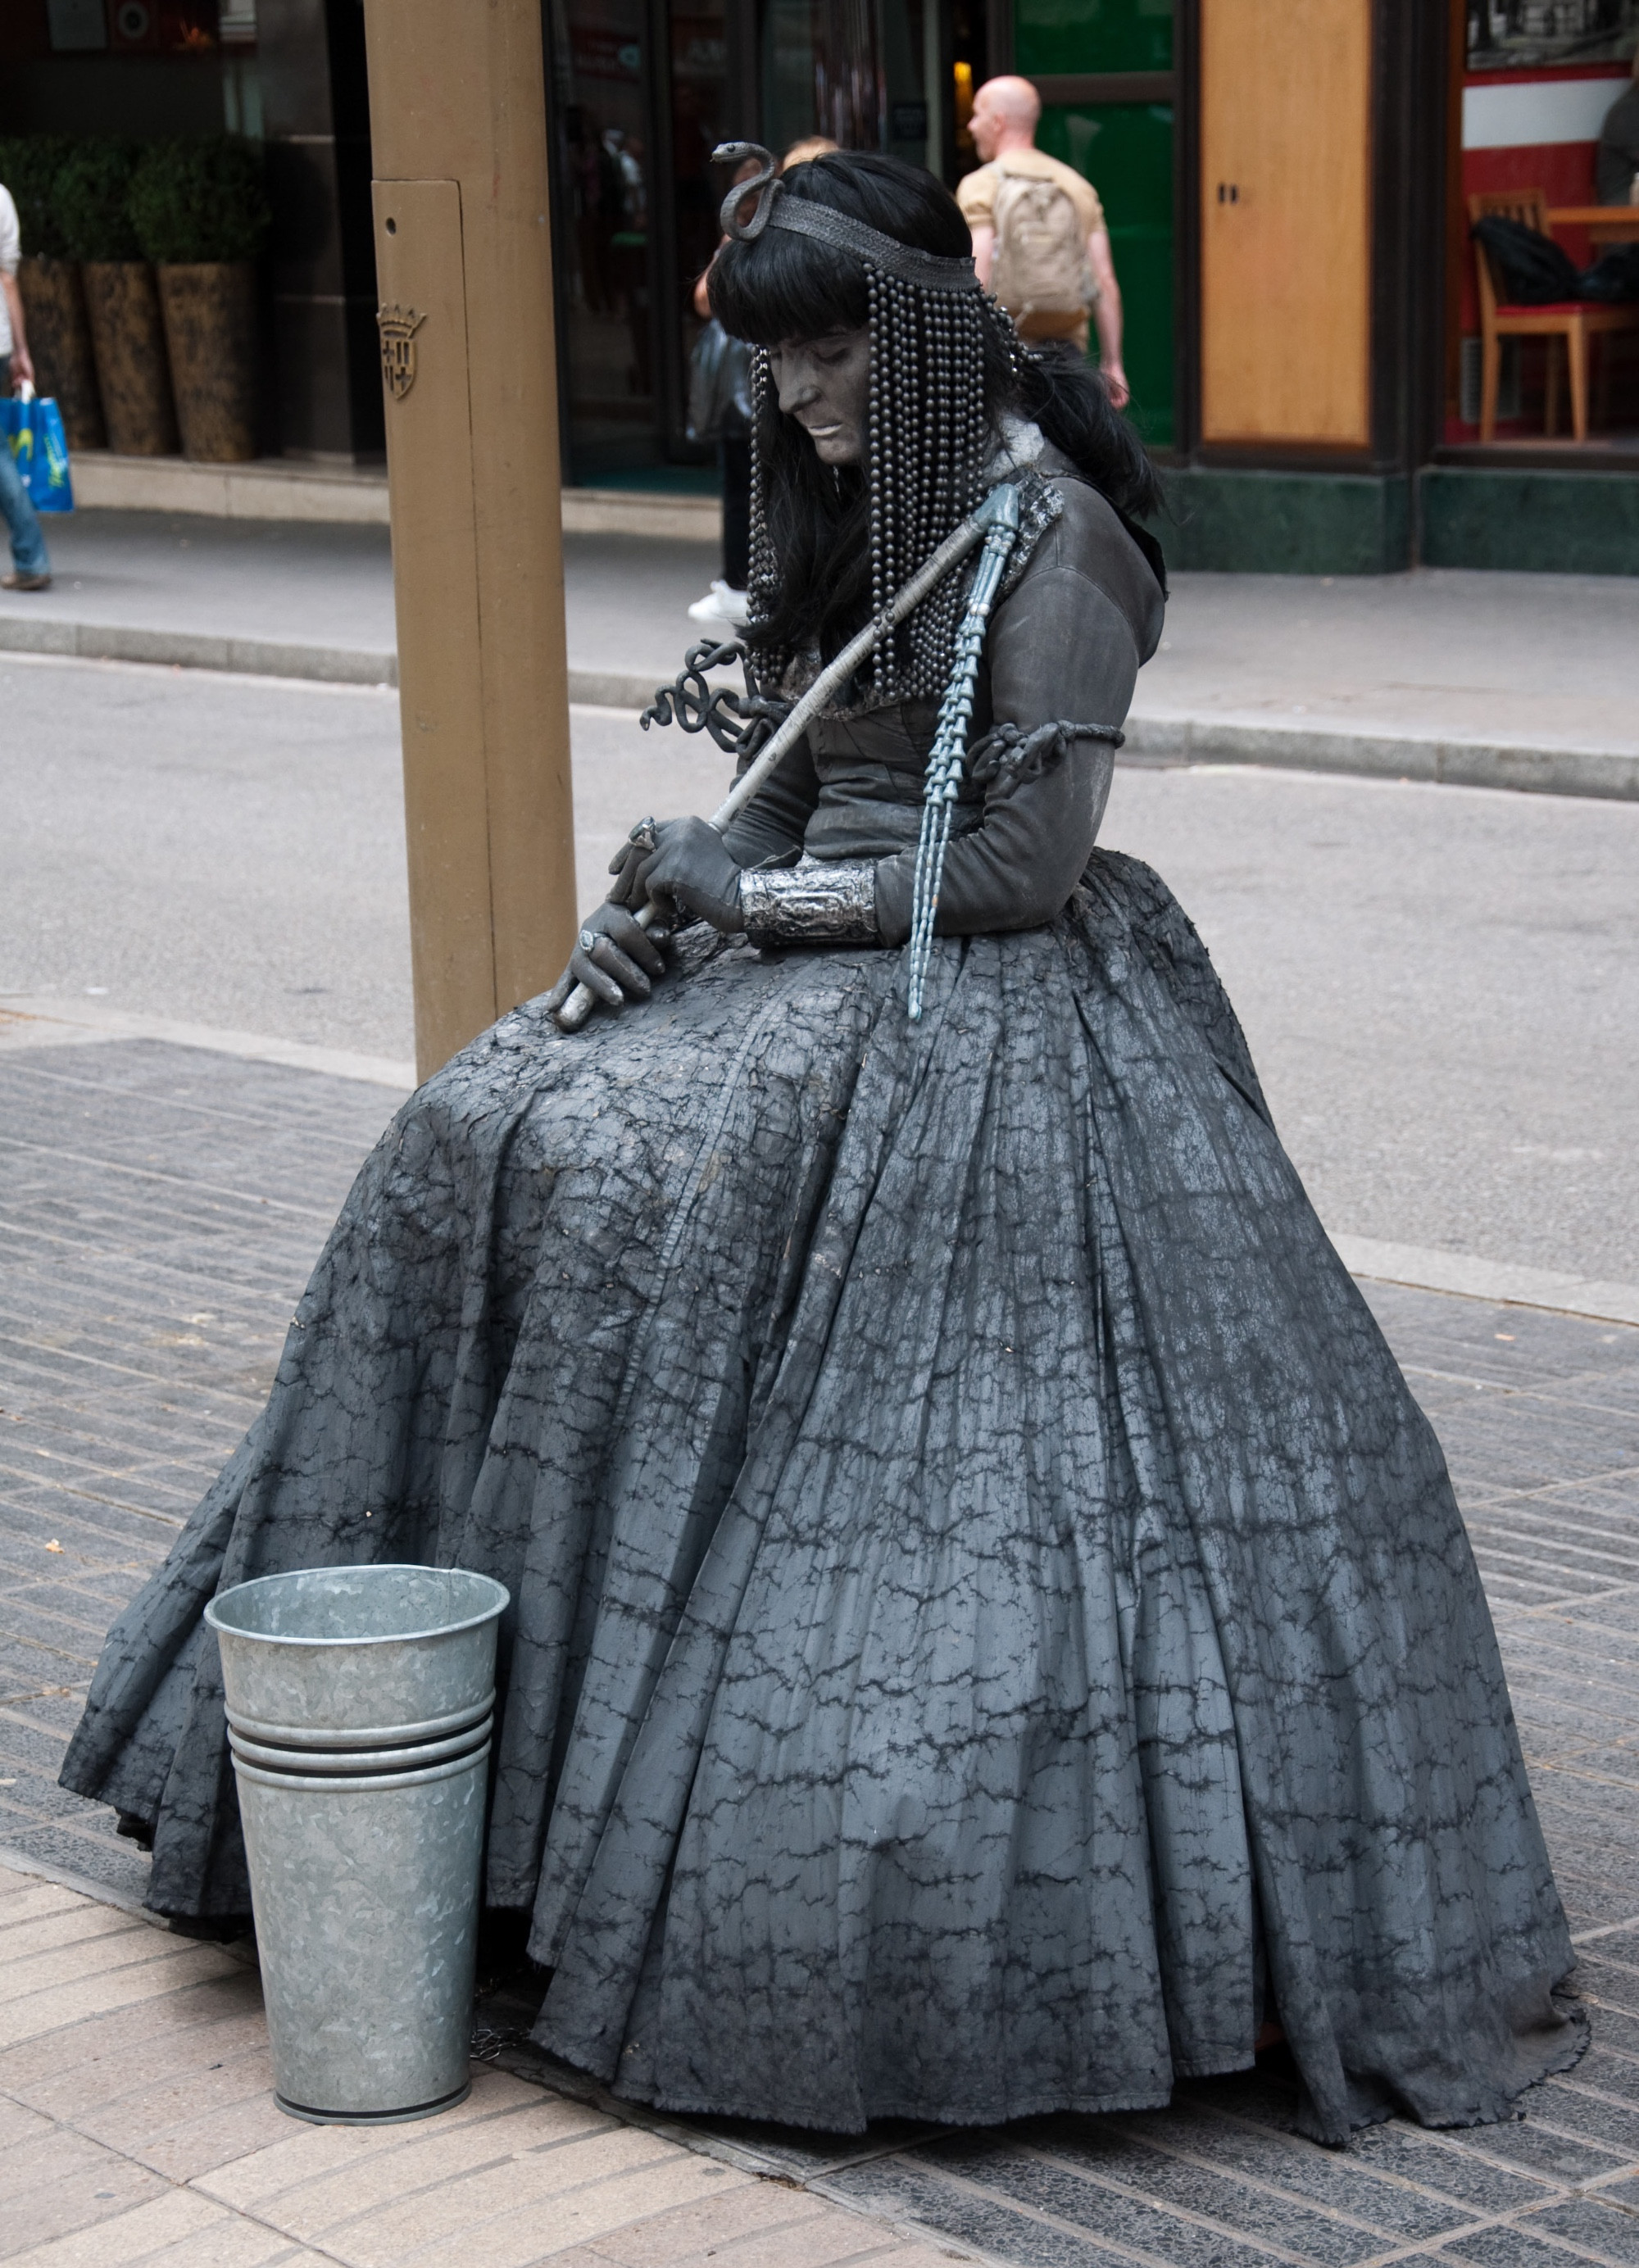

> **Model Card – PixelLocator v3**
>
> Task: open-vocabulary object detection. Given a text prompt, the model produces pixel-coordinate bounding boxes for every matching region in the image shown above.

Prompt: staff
[554,481,1021,1031]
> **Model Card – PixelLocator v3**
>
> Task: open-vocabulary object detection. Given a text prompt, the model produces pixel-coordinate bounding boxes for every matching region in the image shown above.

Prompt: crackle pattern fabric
[61,485,1581,2146]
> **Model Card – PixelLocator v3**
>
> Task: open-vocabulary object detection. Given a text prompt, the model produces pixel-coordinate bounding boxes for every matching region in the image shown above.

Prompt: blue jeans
[0,355,52,579]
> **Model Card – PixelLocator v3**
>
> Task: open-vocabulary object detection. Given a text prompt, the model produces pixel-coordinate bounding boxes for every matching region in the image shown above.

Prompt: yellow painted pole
[361,0,576,1082]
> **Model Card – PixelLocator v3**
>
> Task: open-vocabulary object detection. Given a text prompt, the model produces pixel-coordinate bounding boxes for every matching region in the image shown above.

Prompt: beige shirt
[956,149,1106,242]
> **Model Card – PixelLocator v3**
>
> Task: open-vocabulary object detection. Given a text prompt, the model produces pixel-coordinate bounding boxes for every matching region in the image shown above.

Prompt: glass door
[548,0,738,480]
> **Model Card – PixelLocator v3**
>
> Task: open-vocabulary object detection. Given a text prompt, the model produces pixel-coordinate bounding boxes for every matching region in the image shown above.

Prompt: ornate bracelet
[737,857,879,945]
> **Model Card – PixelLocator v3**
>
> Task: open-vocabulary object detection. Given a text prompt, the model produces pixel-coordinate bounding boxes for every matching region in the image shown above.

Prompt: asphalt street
[3,649,1636,1283]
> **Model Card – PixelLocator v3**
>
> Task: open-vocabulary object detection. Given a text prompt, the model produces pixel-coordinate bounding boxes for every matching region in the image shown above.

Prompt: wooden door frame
[1177,0,1448,476]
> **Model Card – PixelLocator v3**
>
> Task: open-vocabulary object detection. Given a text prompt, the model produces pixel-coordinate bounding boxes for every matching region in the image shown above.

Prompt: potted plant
[0,134,105,451]
[129,138,270,463]
[54,140,177,456]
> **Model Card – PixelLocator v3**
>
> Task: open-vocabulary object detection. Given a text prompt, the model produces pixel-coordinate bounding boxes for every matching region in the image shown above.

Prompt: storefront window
[1451,0,1639,451]
[549,0,737,480]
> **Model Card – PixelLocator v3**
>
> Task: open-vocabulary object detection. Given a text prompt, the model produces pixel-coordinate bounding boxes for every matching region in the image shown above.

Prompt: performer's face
[769,328,871,465]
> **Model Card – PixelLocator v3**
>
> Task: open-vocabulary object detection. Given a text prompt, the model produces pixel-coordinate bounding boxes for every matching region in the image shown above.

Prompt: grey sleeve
[719,732,821,869]
[873,562,1141,945]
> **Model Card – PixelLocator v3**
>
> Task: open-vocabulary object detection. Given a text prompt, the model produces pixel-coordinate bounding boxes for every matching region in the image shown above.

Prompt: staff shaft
[556,486,1015,1032]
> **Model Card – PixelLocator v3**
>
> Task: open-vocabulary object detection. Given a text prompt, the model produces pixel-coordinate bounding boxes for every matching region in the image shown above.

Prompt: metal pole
[361,0,578,1083]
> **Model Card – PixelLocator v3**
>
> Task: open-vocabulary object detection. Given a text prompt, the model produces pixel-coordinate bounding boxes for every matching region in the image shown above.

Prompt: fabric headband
[712,142,980,295]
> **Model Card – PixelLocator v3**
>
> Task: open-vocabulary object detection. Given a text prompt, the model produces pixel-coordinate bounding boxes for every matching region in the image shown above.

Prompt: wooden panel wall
[1199,0,1373,446]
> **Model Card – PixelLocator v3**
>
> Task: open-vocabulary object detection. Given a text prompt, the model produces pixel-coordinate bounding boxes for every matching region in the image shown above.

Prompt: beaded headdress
[713,142,1008,707]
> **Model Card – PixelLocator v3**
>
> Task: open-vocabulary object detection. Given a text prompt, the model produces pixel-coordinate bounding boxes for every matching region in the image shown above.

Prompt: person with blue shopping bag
[0,176,53,592]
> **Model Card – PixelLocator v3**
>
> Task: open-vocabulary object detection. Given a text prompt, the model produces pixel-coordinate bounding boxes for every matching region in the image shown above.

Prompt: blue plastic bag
[2,394,75,512]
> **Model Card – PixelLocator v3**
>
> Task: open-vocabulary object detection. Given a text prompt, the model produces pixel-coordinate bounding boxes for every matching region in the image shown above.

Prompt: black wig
[710,150,1160,701]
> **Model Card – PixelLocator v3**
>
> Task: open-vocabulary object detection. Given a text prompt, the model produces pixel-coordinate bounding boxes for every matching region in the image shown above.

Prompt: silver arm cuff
[738,856,880,945]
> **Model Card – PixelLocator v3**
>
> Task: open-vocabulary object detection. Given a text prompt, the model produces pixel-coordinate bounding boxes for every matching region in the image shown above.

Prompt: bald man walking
[957,75,1128,409]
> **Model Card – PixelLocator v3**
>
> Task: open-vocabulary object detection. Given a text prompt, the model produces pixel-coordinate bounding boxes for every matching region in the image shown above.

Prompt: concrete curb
[0,618,680,710]
[0,996,415,1090]
[0,1840,153,1921]
[1333,1233,1639,1329]
[0,614,398,686]
[1122,712,1639,801]
[7,615,1636,800]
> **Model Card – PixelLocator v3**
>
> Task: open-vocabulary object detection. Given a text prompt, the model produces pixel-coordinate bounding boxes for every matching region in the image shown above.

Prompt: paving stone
[1099,2107,1482,2243]
[72,2054,284,2177]
[0,2098,56,2151]
[825,2158,1131,2267]
[192,2066,562,2210]
[248,2094,624,2242]
[1568,2046,1639,2106]
[1519,2080,1639,2157]
[1037,2111,1470,2254]
[1555,1884,1639,1939]
[1573,1961,1639,2021]
[1324,2123,1562,2216]
[0,2140,170,2257]
[0,2003,270,2120]
[2,2188,237,2268]
[847,2248,979,2268]
[0,1825,152,1907]
[0,1905,150,1969]
[577,2184,842,2267]
[0,1916,159,1999]
[1441,2222,1629,2266]
[1523,2196,1639,2265]
[915,2134,1303,2266]
[17,2233,303,2268]
[0,1939,242,2050]
[378,2152,748,2268]
[1431,2116,1628,2187]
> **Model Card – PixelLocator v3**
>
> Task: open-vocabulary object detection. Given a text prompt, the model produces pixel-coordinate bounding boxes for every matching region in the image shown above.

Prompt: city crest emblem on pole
[376,305,427,401]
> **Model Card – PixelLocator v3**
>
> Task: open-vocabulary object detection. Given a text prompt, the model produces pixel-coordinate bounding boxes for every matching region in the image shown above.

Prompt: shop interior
[547,0,992,487]
[1451,0,1639,460]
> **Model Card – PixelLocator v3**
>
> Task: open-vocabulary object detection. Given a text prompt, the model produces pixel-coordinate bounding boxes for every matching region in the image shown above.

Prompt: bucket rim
[205,1563,510,1649]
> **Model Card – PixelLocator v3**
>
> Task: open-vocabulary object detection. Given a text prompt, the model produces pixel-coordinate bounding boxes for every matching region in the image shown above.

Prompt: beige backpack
[989,162,1096,323]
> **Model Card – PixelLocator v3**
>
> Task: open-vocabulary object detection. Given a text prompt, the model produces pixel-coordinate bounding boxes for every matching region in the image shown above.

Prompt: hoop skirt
[61,854,1582,2143]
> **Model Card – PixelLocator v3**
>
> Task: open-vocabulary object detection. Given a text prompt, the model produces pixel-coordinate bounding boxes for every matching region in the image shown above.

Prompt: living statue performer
[62,149,1583,2143]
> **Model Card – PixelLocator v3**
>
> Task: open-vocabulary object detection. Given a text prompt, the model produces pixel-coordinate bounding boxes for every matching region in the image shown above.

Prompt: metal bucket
[206,1564,509,2125]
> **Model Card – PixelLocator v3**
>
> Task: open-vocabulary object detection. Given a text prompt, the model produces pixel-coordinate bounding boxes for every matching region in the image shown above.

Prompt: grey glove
[544,897,670,1021]
[635,815,745,934]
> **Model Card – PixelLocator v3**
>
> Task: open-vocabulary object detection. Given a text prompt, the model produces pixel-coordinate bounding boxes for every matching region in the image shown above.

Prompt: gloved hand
[635,815,745,934]
[543,897,670,1021]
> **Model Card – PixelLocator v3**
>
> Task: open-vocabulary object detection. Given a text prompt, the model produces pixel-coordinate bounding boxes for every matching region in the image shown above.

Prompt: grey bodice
[723,445,1165,945]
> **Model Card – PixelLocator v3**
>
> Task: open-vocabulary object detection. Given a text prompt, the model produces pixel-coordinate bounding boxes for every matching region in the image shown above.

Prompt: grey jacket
[723,444,1165,944]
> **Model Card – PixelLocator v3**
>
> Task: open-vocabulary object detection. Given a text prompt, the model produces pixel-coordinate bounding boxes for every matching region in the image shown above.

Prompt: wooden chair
[1469,188,1639,442]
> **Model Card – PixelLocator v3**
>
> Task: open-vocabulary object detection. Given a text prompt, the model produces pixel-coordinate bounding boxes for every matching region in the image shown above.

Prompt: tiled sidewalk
[2,1033,1638,2266]
[0,1863,953,2268]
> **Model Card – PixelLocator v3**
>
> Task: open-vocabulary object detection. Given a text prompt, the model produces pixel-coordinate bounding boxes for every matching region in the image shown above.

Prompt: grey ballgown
[61,451,1583,2143]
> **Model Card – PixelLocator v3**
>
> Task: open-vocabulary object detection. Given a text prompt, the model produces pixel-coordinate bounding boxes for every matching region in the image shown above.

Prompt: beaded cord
[906,485,1021,1020]
[747,264,1010,708]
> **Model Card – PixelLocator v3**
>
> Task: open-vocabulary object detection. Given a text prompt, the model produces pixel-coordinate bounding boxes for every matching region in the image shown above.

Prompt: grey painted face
[769,327,871,465]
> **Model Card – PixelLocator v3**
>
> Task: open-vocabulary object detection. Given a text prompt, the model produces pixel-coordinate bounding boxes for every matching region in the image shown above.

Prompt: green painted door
[1013,0,1175,447]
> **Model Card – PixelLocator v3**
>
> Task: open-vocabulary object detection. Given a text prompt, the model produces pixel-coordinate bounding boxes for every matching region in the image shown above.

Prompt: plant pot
[157,262,258,462]
[17,256,106,452]
[82,261,179,456]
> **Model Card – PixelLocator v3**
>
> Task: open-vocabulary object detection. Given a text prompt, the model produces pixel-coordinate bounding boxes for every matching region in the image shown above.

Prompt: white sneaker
[687,579,749,628]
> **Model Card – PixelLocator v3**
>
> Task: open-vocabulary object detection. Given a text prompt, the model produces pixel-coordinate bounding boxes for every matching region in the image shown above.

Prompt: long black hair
[709,150,1160,687]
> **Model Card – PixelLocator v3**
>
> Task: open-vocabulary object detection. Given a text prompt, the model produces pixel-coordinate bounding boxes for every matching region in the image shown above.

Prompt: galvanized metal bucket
[205,1563,509,2126]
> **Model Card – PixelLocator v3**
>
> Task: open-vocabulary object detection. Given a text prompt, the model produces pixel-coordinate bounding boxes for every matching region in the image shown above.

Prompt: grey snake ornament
[641,641,792,762]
